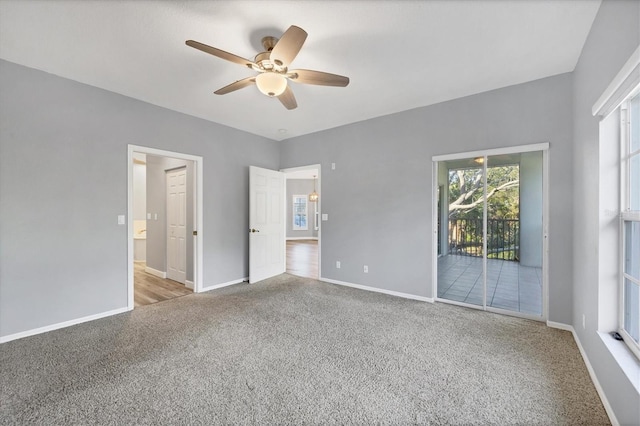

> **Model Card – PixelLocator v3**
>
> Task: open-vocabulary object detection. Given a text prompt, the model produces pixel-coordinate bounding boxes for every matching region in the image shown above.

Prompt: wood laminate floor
[286,239,318,279]
[134,262,192,307]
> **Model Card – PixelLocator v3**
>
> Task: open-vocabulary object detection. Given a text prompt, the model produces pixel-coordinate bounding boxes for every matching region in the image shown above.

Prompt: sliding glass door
[435,147,545,319]
[437,160,484,307]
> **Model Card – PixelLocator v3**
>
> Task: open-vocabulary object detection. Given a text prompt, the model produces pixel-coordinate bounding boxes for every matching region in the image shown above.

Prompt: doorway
[127,145,204,310]
[282,165,321,280]
[433,144,548,320]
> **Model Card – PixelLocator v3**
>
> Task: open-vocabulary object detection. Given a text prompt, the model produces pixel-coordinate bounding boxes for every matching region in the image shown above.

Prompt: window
[292,195,308,230]
[620,92,640,358]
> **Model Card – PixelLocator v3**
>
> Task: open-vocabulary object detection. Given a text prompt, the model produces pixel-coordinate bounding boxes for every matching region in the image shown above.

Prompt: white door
[167,167,187,284]
[249,166,285,283]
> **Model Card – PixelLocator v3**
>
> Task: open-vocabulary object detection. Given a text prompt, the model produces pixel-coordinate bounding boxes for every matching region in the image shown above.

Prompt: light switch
[147,213,151,220]
[154,213,158,220]
[322,214,328,221]
[117,215,125,225]
[331,163,336,170]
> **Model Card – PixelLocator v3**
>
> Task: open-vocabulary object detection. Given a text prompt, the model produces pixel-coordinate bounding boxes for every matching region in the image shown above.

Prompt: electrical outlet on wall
[336,261,341,269]
[363,265,368,273]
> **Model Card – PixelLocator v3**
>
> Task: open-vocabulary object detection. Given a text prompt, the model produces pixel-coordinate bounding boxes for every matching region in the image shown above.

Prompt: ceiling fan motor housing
[261,36,278,51]
[253,50,288,74]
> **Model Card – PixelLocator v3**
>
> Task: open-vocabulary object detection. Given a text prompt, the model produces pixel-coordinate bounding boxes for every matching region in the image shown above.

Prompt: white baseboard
[546,320,573,331]
[200,277,248,293]
[145,266,166,278]
[0,306,131,344]
[320,277,434,303]
[286,237,318,241]
[546,321,619,426]
[185,280,194,290]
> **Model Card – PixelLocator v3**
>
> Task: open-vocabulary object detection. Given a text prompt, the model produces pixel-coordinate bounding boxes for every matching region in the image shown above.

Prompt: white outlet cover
[322,214,328,221]
[117,215,125,225]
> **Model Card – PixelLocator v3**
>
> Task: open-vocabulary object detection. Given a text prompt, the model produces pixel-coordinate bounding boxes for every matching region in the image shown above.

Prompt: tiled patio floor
[437,254,542,316]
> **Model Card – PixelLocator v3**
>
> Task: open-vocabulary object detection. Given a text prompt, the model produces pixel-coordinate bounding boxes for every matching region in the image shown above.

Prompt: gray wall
[146,155,194,283]
[286,179,318,239]
[0,59,279,338]
[571,0,640,424]
[281,73,573,320]
[519,151,543,268]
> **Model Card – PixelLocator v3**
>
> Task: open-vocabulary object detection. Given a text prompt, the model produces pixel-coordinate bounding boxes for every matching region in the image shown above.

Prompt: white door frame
[127,145,204,310]
[432,142,549,321]
[280,164,322,279]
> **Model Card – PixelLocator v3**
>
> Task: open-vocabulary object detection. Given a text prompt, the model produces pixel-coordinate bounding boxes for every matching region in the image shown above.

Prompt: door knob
[249,228,260,233]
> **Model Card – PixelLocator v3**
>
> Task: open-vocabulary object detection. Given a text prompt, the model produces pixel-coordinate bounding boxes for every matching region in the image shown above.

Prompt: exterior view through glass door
[435,147,545,318]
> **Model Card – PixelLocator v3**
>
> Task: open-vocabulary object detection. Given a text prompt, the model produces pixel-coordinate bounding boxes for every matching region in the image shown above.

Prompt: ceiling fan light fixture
[256,72,287,97]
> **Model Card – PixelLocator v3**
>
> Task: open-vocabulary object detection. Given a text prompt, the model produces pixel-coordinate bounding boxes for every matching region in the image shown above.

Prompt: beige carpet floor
[0,273,609,425]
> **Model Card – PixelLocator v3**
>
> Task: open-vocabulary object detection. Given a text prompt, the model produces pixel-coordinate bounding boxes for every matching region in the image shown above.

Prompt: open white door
[249,166,285,283]
[167,167,187,284]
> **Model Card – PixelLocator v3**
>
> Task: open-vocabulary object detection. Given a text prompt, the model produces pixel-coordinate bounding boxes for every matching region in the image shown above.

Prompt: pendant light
[309,175,319,202]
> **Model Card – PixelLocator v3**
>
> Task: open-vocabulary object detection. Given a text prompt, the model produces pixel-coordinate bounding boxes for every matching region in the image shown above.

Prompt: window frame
[619,92,640,360]
[292,194,308,231]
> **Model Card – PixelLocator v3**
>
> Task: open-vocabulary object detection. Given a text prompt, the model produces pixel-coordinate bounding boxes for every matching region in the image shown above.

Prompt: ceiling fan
[186,25,349,110]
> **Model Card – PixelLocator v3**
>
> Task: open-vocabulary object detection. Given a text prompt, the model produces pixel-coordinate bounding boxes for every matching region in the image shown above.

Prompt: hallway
[286,240,318,279]
[134,262,192,307]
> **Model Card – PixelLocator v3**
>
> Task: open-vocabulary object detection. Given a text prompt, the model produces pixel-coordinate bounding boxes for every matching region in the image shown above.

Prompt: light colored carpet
[1,273,609,425]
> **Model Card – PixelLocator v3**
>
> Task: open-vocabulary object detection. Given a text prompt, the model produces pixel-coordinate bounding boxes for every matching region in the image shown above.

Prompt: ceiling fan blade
[214,77,256,95]
[289,69,349,87]
[277,85,297,110]
[186,40,255,68]
[270,26,308,67]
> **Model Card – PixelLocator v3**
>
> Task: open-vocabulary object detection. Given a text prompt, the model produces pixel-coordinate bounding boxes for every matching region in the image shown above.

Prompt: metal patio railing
[448,218,519,261]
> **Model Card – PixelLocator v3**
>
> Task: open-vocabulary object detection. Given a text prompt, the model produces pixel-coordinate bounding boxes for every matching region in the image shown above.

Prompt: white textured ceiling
[0,0,600,141]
